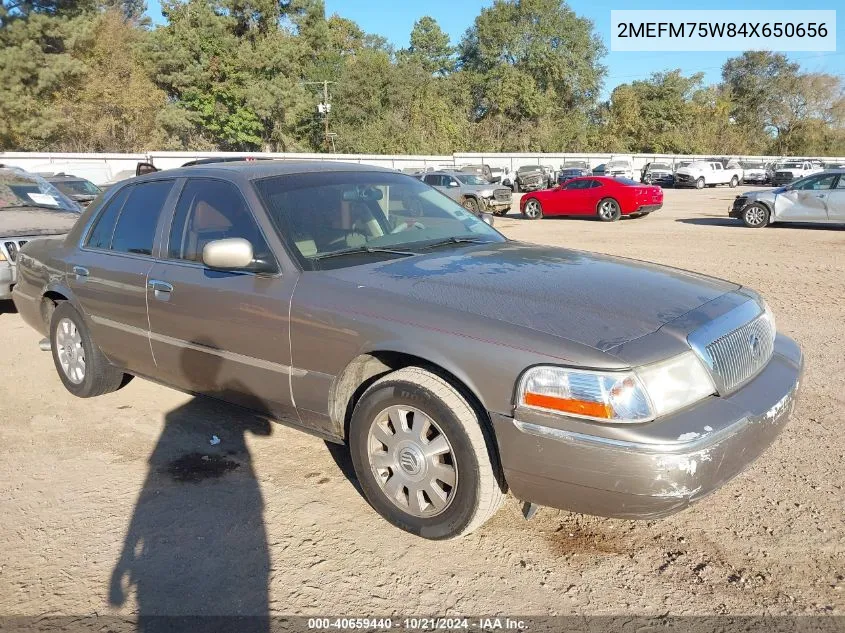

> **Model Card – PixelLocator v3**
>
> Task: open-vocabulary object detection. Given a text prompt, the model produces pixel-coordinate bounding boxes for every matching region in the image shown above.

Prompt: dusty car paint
[12,161,802,521]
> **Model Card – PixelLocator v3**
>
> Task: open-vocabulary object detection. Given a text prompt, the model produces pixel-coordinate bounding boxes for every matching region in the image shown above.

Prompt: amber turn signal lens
[523,392,613,419]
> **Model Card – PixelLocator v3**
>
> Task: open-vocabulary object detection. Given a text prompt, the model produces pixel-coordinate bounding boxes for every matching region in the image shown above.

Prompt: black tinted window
[168,179,272,267]
[110,181,173,256]
[86,186,131,250]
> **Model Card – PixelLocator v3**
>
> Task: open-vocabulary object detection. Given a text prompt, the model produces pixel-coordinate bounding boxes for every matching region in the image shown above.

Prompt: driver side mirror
[202,238,255,270]
[448,180,460,187]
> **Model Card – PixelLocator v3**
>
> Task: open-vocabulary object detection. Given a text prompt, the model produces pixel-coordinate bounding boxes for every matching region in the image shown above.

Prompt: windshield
[742,163,765,169]
[613,177,639,186]
[0,169,82,212]
[254,171,504,270]
[52,179,101,196]
[783,162,803,169]
[650,163,671,170]
[563,162,587,169]
[607,161,630,170]
[454,174,489,186]
[517,165,542,173]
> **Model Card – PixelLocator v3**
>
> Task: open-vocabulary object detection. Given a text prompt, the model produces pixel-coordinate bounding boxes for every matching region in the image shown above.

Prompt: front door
[65,179,176,378]
[145,178,299,423]
[777,173,838,222]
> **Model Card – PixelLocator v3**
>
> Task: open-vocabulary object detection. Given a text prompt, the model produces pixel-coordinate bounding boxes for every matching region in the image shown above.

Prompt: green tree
[404,16,454,75]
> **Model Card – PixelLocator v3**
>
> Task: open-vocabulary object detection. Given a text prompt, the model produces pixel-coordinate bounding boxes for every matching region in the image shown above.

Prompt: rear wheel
[695,177,705,190]
[349,367,504,539]
[522,198,543,220]
[50,302,128,398]
[742,203,770,228]
[597,198,621,222]
[729,175,739,188]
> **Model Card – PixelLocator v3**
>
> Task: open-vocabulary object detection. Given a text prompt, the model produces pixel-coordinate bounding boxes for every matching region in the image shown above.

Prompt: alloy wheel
[56,317,86,384]
[744,206,766,227]
[599,200,618,220]
[524,199,541,219]
[367,405,458,518]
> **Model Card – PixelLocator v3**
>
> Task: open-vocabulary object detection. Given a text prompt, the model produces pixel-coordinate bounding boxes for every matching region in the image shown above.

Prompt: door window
[167,179,275,269]
[793,174,838,191]
[564,180,590,190]
[111,181,174,256]
[85,186,131,250]
[423,175,440,186]
[835,176,845,189]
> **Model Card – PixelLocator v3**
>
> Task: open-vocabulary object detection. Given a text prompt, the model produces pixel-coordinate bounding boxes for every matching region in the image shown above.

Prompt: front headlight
[478,189,494,197]
[518,353,716,423]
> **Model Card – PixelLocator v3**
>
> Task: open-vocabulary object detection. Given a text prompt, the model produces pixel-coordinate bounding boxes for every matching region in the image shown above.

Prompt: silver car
[730,169,845,228]
[421,171,512,216]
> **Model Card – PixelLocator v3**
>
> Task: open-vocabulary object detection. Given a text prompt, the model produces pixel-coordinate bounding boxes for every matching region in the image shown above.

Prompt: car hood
[1,207,80,238]
[325,241,738,353]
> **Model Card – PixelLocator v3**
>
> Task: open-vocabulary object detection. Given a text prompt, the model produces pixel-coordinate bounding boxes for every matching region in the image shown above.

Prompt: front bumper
[483,198,512,212]
[492,334,802,519]
[0,263,14,300]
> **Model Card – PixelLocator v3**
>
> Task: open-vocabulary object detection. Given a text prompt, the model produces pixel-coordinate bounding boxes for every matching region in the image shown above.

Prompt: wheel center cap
[64,344,75,360]
[397,446,424,476]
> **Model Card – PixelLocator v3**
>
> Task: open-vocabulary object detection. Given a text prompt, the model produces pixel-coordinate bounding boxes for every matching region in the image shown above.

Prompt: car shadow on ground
[109,346,273,632]
[676,217,739,227]
[677,218,845,230]
[0,299,18,314]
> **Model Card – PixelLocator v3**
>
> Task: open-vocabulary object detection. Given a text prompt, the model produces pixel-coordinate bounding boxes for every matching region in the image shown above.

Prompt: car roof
[132,160,402,184]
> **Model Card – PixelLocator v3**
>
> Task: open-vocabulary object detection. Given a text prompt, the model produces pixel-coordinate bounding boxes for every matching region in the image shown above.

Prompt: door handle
[148,279,173,300]
[73,266,89,281]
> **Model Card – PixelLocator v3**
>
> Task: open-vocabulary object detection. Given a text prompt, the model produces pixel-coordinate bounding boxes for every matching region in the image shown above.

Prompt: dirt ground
[1,186,843,619]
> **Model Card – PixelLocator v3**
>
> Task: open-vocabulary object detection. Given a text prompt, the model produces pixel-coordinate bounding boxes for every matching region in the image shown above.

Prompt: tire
[50,302,128,398]
[349,367,505,540]
[741,203,770,229]
[513,181,520,194]
[492,209,508,217]
[695,177,705,190]
[729,176,739,188]
[461,197,479,213]
[522,198,543,220]
[596,198,621,222]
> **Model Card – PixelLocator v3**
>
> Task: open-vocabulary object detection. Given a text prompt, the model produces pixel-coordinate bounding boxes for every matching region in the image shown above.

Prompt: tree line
[1,0,843,156]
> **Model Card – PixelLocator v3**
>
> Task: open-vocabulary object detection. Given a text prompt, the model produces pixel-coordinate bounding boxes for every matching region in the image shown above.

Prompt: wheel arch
[330,348,507,489]
[40,282,81,329]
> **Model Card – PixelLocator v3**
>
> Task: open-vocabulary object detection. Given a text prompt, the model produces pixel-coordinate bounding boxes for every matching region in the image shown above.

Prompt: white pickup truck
[674,161,743,189]
[771,160,824,187]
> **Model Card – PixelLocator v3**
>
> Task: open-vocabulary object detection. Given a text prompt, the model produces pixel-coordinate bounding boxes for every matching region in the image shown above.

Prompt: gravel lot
[1,186,843,619]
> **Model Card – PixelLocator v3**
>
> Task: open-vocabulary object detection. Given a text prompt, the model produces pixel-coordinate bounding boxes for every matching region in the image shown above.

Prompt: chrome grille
[2,240,27,262]
[703,312,775,394]
[493,188,511,202]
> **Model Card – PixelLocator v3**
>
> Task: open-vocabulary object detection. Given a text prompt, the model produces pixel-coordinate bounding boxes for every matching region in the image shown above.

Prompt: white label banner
[611,10,837,51]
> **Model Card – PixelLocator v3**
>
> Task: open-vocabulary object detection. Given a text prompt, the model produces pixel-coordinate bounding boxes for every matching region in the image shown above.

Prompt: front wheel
[695,177,705,190]
[597,198,621,222]
[461,197,479,213]
[349,367,505,539]
[50,302,128,398]
[729,176,739,188]
[522,198,543,219]
[742,203,770,228]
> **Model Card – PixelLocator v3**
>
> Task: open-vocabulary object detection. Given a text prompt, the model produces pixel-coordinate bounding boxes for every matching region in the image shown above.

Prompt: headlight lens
[518,366,653,423]
[518,353,716,423]
[635,351,715,418]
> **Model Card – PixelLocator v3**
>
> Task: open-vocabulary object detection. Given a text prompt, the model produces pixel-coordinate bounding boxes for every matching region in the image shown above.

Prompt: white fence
[3,150,844,185]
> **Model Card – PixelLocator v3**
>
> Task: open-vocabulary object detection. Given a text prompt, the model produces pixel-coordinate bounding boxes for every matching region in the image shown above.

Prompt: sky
[145,0,844,99]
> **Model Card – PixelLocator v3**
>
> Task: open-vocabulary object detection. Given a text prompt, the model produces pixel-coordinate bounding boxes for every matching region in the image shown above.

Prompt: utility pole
[302,80,336,152]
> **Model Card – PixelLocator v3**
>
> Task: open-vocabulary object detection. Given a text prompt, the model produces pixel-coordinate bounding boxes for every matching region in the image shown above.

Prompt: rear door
[145,177,299,424]
[65,179,176,377]
[825,175,845,221]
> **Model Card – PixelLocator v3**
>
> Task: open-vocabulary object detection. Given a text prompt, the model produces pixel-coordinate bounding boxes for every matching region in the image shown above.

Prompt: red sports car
[519,176,663,221]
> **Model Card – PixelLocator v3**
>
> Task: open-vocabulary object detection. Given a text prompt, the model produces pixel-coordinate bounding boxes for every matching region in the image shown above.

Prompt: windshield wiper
[311,246,416,261]
[419,237,487,251]
[2,203,75,212]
